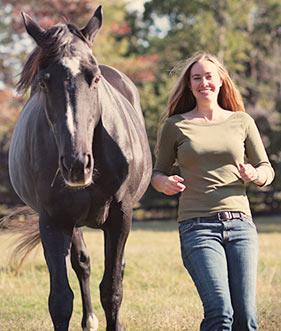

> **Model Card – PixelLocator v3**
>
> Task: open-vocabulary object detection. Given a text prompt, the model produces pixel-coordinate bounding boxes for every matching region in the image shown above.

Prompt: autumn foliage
[0,0,281,212]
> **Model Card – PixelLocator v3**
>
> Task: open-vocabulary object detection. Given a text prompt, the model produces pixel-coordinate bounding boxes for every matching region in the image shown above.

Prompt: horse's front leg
[39,210,74,331]
[100,204,131,331]
[71,227,98,331]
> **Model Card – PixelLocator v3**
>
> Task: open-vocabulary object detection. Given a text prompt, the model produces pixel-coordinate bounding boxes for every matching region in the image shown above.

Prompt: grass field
[0,216,280,330]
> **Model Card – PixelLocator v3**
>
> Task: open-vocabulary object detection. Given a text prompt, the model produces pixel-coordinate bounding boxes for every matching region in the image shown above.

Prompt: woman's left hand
[239,163,258,183]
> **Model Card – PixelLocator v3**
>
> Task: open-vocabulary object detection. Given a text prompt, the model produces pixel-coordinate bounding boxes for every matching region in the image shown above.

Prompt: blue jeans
[179,215,259,331]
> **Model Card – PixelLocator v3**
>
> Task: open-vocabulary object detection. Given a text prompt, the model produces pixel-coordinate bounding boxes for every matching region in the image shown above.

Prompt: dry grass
[0,216,280,330]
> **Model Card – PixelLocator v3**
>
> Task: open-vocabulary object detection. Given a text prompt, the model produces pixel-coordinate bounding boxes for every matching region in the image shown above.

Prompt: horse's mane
[17,46,42,94]
[17,23,91,94]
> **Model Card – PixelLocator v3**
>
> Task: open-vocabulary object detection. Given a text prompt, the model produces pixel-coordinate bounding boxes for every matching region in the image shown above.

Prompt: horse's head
[21,7,103,188]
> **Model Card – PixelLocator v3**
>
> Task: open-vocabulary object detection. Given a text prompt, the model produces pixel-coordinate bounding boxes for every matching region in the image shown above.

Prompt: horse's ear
[21,12,46,46]
[81,5,103,43]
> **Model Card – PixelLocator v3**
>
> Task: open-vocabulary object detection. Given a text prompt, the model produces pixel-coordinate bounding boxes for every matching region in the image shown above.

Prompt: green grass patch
[0,216,280,330]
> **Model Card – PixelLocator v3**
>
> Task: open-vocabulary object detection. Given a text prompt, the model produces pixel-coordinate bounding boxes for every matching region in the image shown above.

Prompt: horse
[8,6,152,331]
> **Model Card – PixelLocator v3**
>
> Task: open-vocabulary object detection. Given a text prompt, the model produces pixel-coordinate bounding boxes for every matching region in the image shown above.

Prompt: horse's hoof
[83,313,99,331]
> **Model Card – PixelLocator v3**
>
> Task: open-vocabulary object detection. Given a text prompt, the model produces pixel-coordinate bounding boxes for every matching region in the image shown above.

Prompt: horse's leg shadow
[71,227,98,331]
[100,202,131,331]
[39,211,74,331]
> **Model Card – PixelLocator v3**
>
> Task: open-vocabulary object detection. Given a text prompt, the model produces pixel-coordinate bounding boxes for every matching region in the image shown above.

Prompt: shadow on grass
[131,215,281,233]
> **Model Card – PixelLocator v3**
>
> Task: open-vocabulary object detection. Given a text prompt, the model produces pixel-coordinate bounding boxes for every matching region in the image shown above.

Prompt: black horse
[8,6,152,331]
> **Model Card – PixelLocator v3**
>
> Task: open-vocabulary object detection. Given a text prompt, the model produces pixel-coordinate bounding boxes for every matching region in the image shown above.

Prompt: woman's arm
[151,173,186,195]
[244,115,275,186]
[239,162,267,186]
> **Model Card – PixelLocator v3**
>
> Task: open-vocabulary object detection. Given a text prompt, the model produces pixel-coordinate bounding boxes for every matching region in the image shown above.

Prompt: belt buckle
[218,211,232,221]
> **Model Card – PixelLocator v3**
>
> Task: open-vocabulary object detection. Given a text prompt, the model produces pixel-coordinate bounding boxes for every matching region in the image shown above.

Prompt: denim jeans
[179,215,259,331]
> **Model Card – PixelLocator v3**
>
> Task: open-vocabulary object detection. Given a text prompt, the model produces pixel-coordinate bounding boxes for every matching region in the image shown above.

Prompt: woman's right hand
[152,174,186,195]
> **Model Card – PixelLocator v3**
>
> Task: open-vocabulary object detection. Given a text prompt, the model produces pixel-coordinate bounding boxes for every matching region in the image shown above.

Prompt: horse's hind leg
[100,204,131,331]
[71,228,98,331]
[39,211,74,331]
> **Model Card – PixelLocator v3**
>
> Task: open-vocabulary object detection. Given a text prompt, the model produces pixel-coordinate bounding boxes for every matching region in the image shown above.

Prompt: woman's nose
[200,77,208,86]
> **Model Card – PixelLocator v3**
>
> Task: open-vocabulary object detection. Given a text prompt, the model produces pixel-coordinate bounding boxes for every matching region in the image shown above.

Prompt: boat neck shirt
[153,111,275,222]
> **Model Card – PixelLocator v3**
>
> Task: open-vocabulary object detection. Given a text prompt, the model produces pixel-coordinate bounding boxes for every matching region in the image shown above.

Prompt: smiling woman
[151,52,274,331]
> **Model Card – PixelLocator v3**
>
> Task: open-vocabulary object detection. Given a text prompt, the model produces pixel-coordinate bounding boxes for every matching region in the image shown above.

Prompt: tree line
[0,0,280,214]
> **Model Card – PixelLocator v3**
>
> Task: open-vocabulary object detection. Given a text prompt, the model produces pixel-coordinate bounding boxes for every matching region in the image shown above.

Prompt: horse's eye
[39,80,47,89]
[94,76,100,84]
[38,73,50,90]
[91,75,101,89]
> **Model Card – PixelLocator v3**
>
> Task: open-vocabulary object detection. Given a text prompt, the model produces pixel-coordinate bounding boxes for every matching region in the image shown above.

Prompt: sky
[126,0,148,13]
[126,0,170,38]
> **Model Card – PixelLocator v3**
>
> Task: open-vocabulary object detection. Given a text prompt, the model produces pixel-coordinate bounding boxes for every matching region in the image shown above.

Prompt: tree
[1,0,280,212]
[139,0,281,188]
[0,0,153,207]
[114,0,281,213]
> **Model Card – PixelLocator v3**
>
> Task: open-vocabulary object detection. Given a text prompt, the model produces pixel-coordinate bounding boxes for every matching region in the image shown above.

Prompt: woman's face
[189,60,222,105]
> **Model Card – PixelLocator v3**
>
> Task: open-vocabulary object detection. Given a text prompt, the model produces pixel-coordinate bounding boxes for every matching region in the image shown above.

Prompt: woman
[151,53,274,331]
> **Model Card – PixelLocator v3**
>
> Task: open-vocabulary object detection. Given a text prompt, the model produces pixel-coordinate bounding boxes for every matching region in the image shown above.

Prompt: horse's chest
[80,192,112,228]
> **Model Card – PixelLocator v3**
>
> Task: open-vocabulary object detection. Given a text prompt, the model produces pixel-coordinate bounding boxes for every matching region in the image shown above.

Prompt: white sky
[126,0,148,13]
[126,0,170,38]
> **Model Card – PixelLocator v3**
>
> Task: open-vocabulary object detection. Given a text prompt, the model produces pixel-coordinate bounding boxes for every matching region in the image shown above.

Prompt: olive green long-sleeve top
[153,112,275,222]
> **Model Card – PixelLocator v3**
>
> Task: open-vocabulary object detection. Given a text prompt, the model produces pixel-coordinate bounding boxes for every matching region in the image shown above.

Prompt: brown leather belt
[191,211,245,222]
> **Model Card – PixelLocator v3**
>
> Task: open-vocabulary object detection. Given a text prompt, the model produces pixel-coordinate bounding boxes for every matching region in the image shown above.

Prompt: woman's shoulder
[234,111,255,124]
[234,111,253,119]
[166,113,184,122]
[165,113,190,127]
[162,114,185,128]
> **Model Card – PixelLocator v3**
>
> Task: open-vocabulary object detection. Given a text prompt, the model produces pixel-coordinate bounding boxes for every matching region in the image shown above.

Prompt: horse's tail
[0,206,41,273]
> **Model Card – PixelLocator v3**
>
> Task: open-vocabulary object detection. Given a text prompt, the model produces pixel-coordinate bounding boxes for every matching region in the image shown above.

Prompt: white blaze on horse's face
[61,57,81,77]
[66,100,76,138]
[60,57,82,138]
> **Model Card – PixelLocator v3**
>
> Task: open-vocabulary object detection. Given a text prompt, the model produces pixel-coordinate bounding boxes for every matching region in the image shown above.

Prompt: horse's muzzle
[60,154,93,188]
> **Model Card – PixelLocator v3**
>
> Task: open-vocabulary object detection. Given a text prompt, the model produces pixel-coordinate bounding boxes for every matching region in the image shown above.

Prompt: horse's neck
[99,78,131,126]
[30,79,38,97]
